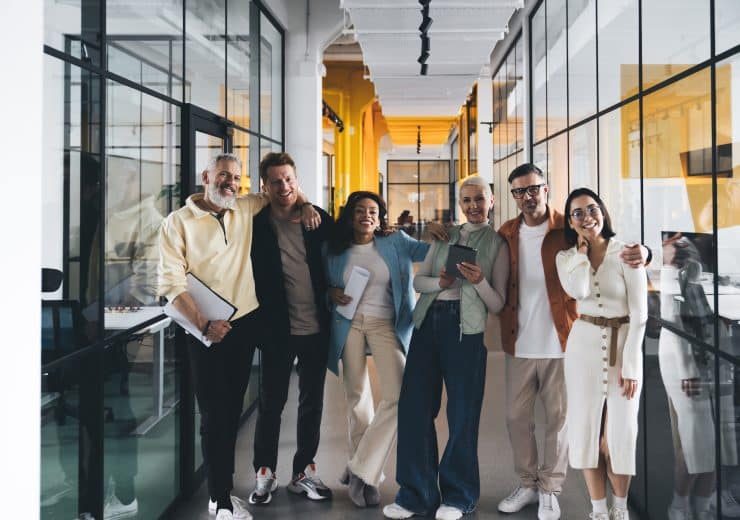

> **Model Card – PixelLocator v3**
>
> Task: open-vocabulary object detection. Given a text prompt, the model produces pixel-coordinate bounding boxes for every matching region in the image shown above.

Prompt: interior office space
[1,0,739,518]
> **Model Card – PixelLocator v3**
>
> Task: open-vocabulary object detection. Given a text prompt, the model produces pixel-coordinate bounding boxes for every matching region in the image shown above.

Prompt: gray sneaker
[248,467,278,506]
[287,464,333,501]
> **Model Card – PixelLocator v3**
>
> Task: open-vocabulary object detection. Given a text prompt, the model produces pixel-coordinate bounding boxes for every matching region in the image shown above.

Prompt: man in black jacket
[249,152,334,506]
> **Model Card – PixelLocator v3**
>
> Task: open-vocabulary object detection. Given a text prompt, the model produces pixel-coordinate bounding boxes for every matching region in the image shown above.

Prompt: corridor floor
[171,351,617,519]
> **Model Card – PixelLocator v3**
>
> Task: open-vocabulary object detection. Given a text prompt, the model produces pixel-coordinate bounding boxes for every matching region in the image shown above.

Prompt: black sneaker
[248,467,278,506]
[287,464,333,501]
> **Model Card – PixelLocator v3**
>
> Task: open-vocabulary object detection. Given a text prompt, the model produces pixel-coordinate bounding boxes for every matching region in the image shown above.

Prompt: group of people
[157,153,649,520]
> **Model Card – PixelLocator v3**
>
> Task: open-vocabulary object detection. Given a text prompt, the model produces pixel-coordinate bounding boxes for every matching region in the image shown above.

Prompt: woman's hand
[426,222,449,242]
[619,374,638,399]
[577,235,590,255]
[457,261,483,284]
[438,267,456,289]
[205,319,232,343]
[329,287,352,306]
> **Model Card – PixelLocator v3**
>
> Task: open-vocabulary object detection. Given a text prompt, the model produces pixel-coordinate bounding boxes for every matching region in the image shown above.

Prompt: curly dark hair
[328,191,389,255]
[563,187,616,247]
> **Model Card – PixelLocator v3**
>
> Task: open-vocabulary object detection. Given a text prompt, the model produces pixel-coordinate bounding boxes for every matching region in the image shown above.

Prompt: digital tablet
[445,244,478,279]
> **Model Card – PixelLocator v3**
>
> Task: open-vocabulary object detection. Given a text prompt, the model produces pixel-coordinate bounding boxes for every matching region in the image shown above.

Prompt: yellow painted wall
[323,62,380,212]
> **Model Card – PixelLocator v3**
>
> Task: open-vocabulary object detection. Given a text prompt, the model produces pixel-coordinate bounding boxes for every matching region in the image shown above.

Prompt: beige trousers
[505,355,568,493]
[342,313,406,486]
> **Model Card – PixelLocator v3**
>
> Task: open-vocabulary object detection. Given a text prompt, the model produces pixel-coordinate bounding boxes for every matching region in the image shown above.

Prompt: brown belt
[578,314,629,366]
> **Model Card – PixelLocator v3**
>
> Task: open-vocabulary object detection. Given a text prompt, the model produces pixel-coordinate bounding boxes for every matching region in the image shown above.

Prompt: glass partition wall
[523,0,740,517]
[41,1,283,518]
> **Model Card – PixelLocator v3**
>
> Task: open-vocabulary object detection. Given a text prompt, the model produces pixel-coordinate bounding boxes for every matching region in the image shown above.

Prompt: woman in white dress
[555,188,647,520]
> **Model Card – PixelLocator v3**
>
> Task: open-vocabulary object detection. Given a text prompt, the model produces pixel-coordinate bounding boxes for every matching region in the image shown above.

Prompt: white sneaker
[103,494,138,520]
[666,505,692,520]
[209,496,246,514]
[609,506,629,520]
[249,466,278,505]
[498,485,539,513]
[538,491,560,520]
[214,495,252,520]
[383,502,417,519]
[435,504,463,520]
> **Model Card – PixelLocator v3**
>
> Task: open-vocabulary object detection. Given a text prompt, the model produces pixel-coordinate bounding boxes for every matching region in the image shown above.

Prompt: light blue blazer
[325,232,430,375]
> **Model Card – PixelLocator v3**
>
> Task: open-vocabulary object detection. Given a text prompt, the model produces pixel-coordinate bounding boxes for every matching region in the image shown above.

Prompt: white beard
[207,183,236,209]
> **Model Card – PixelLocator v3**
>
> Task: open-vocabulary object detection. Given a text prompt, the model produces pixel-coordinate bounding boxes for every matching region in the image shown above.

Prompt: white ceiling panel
[342,0,522,116]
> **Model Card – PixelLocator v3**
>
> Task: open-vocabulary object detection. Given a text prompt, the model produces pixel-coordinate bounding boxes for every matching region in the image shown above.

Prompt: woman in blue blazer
[325,191,429,508]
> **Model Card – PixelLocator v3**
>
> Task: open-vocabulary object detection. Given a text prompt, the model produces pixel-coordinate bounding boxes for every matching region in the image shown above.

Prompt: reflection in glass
[388,184,418,235]
[107,0,184,99]
[105,80,180,320]
[567,0,596,124]
[103,322,181,519]
[716,0,740,56]
[186,0,226,116]
[720,356,740,515]
[41,365,81,519]
[568,120,597,190]
[532,4,547,142]
[44,0,102,65]
[261,13,283,140]
[642,0,710,89]
[547,133,568,213]
[419,161,450,183]
[547,0,568,137]
[233,128,251,195]
[643,70,713,339]
[228,0,251,126]
[514,38,524,151]
[418,184,450,223]
[388,161,419,183]
[652,340,721,518]
[42,56,103,340]
[597,0,638,108]
[715,54,740,356]
[598,103,641,244]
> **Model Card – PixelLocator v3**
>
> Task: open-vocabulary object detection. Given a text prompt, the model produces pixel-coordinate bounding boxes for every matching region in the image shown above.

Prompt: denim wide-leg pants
[394,300,488,515]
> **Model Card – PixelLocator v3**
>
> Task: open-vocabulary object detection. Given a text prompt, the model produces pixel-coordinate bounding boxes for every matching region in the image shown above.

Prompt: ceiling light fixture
[418,1,431,76]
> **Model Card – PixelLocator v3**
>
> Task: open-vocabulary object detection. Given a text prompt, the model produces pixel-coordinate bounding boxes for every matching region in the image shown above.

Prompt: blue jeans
[394,300,487,515]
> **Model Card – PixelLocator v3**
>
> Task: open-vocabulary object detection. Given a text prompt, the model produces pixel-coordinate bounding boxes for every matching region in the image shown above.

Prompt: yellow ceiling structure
[384,116,456,146]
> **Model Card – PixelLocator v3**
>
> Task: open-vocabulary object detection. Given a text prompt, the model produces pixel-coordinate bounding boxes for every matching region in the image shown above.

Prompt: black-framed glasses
[570,205,603,221]
[511,183,545,199]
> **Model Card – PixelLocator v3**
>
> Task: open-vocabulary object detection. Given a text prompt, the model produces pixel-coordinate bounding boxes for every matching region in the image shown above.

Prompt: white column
[476,66,493,184]
[0,0,42,513]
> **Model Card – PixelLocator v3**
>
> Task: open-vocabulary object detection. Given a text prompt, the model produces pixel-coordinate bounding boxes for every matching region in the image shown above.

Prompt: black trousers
[187,311,258,500]
[253,333,329,475]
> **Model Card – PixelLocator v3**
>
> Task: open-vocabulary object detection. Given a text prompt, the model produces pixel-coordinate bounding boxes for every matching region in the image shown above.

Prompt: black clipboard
[445,244,478,279]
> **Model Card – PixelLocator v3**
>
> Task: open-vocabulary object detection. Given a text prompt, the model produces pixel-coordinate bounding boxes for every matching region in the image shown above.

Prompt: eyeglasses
[511,183,545,199]
[570,205,603,221]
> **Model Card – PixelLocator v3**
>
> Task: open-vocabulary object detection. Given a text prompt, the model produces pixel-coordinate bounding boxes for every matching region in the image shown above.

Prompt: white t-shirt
[343,241,395,320]
[514,219,563,358]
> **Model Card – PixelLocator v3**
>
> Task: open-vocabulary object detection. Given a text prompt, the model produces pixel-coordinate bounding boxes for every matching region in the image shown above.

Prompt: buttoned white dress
[555,239,647,475]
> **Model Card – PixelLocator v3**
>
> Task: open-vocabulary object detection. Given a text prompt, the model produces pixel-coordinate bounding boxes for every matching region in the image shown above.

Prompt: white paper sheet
[336,266,370,320]
[164,273,237,347]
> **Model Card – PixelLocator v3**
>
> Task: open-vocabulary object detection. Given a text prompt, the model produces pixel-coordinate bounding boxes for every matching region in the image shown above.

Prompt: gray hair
[206,152,242,173]
[459,175,492,201]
